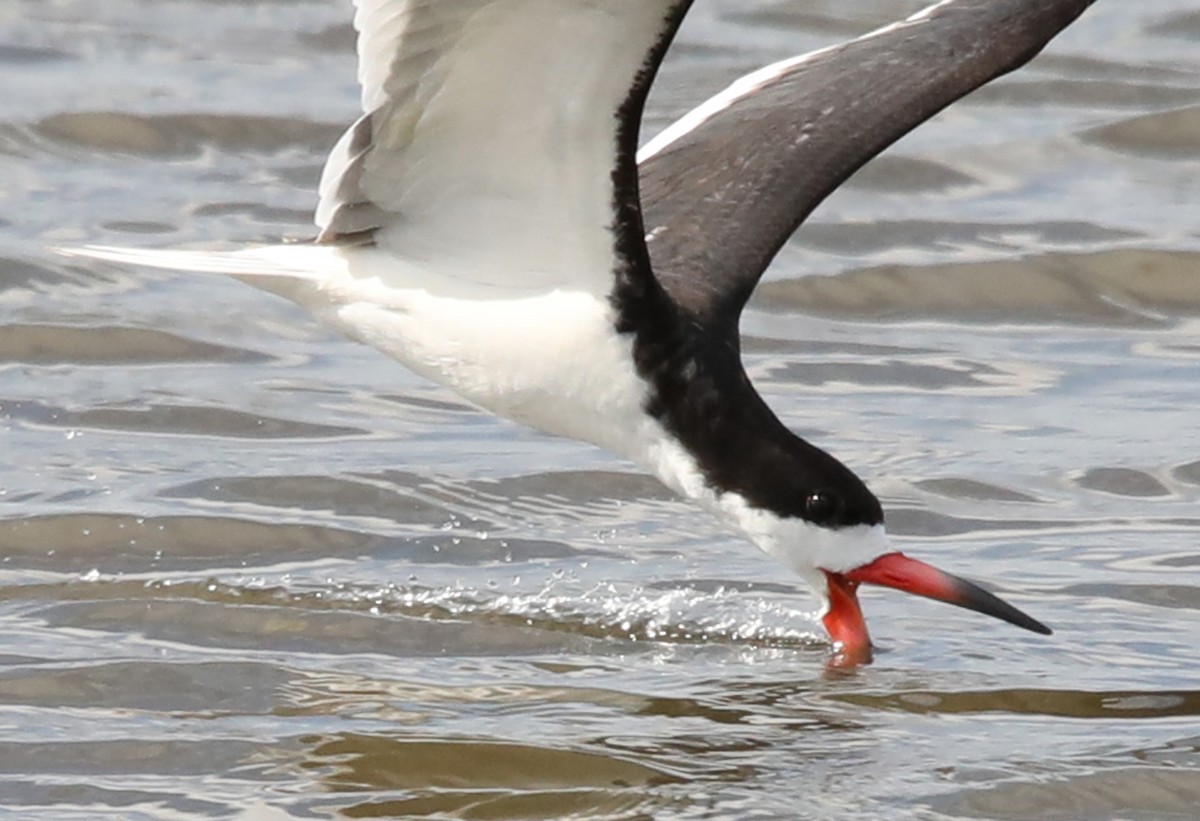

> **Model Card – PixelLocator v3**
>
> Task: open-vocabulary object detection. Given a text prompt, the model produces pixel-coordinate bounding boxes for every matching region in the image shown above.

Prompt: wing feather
[637,0,1097,325]
[316,0,691,296]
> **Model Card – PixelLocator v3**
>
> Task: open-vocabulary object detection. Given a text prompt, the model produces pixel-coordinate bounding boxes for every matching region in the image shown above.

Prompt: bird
[65,0,1099,664]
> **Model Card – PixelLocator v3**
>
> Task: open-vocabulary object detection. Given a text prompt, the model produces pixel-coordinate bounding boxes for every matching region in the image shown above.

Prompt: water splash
[342,577,826,649]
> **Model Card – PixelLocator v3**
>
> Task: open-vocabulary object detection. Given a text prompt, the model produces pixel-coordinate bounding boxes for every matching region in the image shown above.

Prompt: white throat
[639,435,893,610]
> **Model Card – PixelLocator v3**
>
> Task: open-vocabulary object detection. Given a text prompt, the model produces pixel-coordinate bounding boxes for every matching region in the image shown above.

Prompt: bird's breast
[328,283,660,458]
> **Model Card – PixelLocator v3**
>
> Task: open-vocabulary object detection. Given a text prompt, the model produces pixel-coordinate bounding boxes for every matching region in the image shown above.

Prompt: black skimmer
[67,0,1097,664]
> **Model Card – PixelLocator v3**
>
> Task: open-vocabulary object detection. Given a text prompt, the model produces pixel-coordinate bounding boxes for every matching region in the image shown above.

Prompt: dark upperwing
[637,0,1098,328]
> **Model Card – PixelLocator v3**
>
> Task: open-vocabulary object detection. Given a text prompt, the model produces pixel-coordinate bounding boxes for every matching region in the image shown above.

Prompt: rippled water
[3,1,1199,818]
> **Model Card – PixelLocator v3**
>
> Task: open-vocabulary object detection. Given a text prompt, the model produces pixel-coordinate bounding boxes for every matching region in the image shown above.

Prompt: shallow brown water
[2,1,1200,818]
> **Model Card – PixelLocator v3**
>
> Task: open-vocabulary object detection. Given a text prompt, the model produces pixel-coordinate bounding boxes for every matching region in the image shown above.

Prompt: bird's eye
[804,490,840,525]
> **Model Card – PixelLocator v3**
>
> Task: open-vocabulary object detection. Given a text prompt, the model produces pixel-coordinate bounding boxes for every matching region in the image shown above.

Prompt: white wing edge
[638,0,957,162]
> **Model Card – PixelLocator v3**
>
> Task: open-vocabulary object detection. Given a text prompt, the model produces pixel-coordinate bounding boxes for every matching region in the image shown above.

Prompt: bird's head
[715,445,1051,665]
[641,353,1051,664]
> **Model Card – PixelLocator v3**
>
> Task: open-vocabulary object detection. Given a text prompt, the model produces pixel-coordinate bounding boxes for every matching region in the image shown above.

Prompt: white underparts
[66,241,893,613]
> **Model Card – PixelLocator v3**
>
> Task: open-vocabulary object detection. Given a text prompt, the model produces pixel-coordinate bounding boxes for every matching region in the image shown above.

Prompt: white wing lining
[315,0,684,296]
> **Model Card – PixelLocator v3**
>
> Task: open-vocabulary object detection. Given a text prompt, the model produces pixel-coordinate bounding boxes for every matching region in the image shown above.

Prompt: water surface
[2,1,1199,818]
